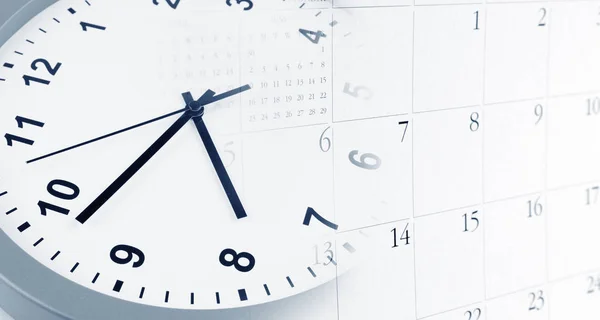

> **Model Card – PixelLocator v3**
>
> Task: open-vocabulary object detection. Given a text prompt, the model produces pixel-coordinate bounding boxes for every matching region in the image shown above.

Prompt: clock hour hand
[75,90,215,224]
[183,92,248,220]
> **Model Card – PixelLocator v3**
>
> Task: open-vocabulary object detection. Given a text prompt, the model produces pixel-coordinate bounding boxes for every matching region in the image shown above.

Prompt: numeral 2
[152,0,181,9]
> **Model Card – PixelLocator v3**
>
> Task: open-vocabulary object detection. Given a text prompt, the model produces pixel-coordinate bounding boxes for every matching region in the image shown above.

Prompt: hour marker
[329,21,338,27]
[68,8,76,14]
[190,292,195,305]
[343,242,356,253]
[17,222,30,232]
[92,273,100,283]
[286,276,295,288]
[216,292,221,304]
[85,0,91,5]
[26,40,34,44]
[238,289,248,301]
[164,291,170,303]
[6,208,17,215]
[113,280,124,292]
[39,28,47,33]
[70,262,80,273]
[263,284,271,296]
[53,18,60,23]
[307,266,317,278]
[0,191,7,197]
[139,287,145,299]
[0,78,5,82]
[3,63,13,69]
[51,251,60,260]
[33,238,44,247]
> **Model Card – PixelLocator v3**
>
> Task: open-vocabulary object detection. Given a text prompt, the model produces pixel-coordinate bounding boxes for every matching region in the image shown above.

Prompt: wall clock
[3,0,600,320]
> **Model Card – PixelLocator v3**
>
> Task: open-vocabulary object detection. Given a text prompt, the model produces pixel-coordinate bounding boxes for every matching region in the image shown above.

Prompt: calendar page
[0,0,600,319]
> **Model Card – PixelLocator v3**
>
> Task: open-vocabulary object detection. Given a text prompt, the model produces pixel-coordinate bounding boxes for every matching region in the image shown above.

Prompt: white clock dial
[0,0,363,310]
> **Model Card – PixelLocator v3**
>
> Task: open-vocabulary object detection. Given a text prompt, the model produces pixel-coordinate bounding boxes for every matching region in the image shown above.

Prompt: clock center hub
[187,100,205,117]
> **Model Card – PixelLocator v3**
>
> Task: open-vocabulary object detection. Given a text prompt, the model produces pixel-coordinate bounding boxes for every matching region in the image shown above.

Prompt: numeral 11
[4,116,45,147]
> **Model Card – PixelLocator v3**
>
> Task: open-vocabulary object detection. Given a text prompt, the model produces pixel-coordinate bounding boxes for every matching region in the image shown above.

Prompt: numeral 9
[110,244,146,268]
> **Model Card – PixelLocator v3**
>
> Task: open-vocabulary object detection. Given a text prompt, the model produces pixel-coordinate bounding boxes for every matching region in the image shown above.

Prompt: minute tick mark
[238,289,248,301]
[39,28,47,33]
[70,262,80,273]
[113,280,124,292]
[139,287,145,299]
[17,222,30,232]
[26,40,34,44]
[5,208,17,215]
[263,284,271,296]
[51,251,60,260]
[307,266,317,278]
[33,238,44,247]
[92,273,100,283]
[53,18,60,23]
[286,276,295,288]
[0,191,7,197]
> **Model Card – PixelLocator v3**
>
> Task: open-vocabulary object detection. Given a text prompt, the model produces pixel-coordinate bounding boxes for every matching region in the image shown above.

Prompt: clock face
[0,0,379,310]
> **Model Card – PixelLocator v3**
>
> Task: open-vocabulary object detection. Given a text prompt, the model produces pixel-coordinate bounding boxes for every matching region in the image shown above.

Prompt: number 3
[226,0,254,11]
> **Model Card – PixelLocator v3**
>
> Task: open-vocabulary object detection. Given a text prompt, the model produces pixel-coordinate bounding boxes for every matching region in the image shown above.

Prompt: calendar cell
[414,107,482,217]
[484,195,547,299]
[333,116,412,232]
[547,94,600,189]
[483,99,546,202]
[547,185,600,281]
[486,287,548,320]
[242,124,335,234]
[549,2,600,96]
[415,207,485,318]
[414,6,484,112]
[337,221,416,320]
[549,273,600,320]
[332,7,413,122]
[484,4,549,104]
[334,0,412,7]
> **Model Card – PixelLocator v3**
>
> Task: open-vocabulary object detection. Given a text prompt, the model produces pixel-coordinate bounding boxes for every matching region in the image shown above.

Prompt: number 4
[299,29,326,44]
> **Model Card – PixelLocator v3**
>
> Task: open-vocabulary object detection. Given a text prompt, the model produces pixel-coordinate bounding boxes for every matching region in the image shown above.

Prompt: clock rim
[0,1,338,319]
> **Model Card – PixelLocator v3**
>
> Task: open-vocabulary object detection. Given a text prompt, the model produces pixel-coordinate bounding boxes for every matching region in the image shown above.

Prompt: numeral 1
[80,21,106,32]
[474,11,480,30]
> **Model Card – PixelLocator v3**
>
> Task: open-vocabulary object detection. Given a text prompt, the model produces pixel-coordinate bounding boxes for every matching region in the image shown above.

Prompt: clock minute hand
[75,90,216,224]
